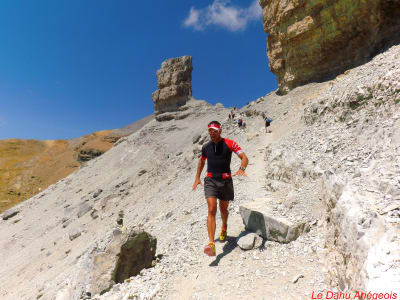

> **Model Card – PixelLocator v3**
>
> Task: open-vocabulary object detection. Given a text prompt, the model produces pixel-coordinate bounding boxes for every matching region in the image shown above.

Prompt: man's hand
[233,169,247,176]
[192,178,203,190]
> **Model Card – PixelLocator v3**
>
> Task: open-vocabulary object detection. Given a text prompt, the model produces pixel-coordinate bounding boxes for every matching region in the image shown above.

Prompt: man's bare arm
[233,152,249,176]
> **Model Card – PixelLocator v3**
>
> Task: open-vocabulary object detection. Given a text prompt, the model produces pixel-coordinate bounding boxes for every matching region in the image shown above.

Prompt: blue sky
[0,0,276,140]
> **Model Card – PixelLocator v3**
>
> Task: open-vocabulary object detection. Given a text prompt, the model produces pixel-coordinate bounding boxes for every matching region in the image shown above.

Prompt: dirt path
[168,115,330,299]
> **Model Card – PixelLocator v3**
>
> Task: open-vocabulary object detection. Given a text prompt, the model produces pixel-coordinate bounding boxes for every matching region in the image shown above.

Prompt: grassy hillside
[0,115,154,214]
[0,131,117,213]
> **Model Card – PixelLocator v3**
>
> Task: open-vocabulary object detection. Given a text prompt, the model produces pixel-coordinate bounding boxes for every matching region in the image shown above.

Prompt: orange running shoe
[204,242,216,256]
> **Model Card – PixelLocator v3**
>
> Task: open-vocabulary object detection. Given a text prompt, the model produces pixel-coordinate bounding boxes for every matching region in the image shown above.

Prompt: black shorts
[265,122,270,127]
[204,177,234,201]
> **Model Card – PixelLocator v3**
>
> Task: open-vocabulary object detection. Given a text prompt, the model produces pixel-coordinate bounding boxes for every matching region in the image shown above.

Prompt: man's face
[208,128,221,142]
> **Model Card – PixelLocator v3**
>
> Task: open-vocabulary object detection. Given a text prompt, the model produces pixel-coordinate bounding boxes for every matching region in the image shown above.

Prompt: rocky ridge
[0,45,399,299]
[260,0,400,94]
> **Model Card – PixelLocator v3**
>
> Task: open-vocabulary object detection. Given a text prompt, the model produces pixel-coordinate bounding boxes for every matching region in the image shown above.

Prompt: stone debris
[77,202,93,218]
[116,210,124,225]
[68,228,81,241]
[93,189,103,198]
[292,274,304,284]
[62,217,71,228]
[138,169,147,176]
[90,209,99,219]
[1,208,20,220]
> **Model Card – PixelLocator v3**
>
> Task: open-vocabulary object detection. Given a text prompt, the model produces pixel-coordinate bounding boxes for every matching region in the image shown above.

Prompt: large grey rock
[152,56,193,116]
[90,228,157,295]
[240,198,305,243]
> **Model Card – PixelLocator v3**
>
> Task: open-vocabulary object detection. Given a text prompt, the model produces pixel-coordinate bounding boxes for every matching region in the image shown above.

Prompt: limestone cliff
[260,0,400,94]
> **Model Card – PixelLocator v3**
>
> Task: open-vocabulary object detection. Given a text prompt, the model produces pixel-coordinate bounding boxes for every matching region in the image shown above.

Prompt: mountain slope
[0,115,153,213]
[0,45,399,299]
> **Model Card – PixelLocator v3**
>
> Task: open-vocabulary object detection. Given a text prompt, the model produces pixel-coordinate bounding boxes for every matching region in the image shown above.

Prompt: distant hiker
[230,109,235,120]
[237,118,243,128]
[192,121,249,256]
[265,116,272,133]
[228,113,232,120]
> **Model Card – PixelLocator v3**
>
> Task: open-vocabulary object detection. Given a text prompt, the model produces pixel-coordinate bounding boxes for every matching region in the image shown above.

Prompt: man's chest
[205,143,231,160]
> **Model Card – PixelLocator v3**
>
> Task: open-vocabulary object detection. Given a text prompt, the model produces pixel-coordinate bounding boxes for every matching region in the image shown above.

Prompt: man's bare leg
[206,197,217,243]
[219,199,229,229]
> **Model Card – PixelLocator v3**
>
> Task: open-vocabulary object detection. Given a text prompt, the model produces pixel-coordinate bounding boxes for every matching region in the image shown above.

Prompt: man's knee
[207,198,217,216]
[208,206,217,216]
[220,207,229,215]
[219,201,229,214]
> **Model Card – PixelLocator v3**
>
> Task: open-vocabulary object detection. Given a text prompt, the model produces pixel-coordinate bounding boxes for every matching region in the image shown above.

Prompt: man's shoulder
[223,138,236,144]
[223,138,242,153]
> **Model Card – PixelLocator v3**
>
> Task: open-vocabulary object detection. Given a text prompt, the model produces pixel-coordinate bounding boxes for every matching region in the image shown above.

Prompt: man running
[192,121,249,256]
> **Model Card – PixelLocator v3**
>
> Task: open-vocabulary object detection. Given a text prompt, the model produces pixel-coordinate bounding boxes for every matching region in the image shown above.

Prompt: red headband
[208,124,221,130]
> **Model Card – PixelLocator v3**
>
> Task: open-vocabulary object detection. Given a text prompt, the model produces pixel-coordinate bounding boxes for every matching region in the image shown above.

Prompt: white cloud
[247,0,262,20]
[183,0,262,32]
[184,7,203,31]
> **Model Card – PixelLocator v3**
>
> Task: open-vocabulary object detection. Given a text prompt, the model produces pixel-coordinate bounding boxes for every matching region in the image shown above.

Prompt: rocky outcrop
[260,0,400,94]
[152,56,193,116]
[91,229,156,295]
[77,148,105,162]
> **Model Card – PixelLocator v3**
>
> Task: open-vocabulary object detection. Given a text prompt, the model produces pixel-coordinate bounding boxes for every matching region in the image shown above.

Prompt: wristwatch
[240,166,246,171]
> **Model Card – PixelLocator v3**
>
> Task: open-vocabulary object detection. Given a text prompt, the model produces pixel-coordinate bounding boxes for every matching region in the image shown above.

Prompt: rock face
[77,148,104,162]
[91,229,156,295]
[152,56,193,115]
[260,0,400,94]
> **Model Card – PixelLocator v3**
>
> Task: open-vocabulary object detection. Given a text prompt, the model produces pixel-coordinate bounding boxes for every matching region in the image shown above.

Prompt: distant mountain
[0,115,153,213]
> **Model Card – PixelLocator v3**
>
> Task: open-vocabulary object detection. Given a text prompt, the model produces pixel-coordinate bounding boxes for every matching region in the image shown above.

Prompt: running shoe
[219,228,227,242]
[204,242,216,256]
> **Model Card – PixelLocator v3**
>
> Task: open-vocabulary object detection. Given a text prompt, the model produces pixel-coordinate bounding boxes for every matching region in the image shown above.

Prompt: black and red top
[201,138,243,179]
